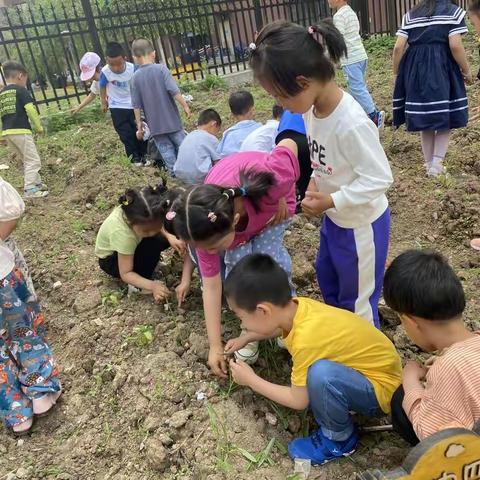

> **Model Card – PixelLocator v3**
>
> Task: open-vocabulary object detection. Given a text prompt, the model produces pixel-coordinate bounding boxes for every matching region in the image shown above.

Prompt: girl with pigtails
[95,182,193,306]
[250,20,393,329]
[165,138,299,377]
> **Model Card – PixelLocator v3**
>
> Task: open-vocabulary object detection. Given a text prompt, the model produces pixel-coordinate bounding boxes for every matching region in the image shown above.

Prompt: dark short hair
[105,42,126,58]
[197,108,222,126]
[383,250,466,321]
[224,254,292,312]
[229,90,254,116]
[2,61,28,79]
[469,0,480,13]
[250,20,347,97]
[132,38,154,57]
[272,104,284,119]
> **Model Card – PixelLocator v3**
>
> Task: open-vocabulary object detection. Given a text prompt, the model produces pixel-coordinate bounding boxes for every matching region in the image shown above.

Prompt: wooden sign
[356,428,480,480]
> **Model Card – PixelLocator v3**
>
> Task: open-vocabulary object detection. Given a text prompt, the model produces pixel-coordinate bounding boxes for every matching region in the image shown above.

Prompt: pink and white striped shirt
[403,331,480,440]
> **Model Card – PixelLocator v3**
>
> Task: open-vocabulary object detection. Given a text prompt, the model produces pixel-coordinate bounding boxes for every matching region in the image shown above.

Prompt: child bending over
[385,250,480,445]
[95,183,193,306]
[72,52,102,115]
[165,139,299,376]
[224,254,401,465]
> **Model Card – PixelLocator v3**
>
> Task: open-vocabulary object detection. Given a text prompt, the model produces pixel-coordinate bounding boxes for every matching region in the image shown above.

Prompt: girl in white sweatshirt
[250,20,393,327]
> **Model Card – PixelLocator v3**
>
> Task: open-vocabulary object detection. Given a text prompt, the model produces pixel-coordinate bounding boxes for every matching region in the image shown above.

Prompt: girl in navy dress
[392,0,472,177]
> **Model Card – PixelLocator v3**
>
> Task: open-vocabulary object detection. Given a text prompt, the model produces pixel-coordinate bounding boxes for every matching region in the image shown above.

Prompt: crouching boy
[224,254,401,465]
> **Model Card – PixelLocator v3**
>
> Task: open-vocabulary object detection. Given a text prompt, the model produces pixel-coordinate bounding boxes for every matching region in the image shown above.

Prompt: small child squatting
[386,250,480,445]
[95,183,193,307]
[224,254,401,466]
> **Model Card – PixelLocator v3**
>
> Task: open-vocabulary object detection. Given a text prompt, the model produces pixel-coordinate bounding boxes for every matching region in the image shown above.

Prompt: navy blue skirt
[393,43,468,131]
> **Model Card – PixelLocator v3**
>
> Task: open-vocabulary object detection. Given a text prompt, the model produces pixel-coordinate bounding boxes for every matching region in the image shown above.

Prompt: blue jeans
[307,360,382,441]
[343,60,376,116]
[153,130,186,174]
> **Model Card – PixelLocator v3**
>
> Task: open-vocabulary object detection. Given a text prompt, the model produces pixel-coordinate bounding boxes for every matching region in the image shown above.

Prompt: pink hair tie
[166,211,176,221]
[308,26,315,35]
[208,212,217,223]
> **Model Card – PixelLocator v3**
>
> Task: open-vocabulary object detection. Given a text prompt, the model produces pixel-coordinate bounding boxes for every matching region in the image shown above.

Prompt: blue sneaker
[288,429,358,466]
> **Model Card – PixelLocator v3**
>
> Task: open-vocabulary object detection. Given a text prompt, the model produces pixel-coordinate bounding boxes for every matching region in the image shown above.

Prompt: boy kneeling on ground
[224,254,402,465]
[386,250,480,445]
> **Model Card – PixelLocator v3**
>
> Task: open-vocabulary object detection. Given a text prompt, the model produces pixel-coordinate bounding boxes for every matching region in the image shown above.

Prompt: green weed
[95,196,110,211]
[107,154,132,168]
[199,73,228,91]
[126,325,155,348]
[207,403,282,472]
[102,291,119,308]
[71,219,87,233]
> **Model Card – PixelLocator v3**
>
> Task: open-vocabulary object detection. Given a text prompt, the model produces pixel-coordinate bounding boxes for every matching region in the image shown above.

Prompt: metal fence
[0,0,470,110]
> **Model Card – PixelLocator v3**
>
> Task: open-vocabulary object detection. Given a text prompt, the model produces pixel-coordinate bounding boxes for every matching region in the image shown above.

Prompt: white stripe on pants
[5,134,42,190]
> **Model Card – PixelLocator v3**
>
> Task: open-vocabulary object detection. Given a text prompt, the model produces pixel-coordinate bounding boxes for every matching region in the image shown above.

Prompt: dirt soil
[0,36,479,480]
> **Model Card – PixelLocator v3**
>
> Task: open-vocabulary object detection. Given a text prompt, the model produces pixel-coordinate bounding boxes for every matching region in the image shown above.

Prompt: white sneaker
[234,341,259,364]
[427,158,446,177]
[132,162,143,168]
[24,187,48,199]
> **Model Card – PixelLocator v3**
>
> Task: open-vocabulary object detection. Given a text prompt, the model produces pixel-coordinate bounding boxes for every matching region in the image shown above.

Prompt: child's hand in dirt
[152,281,170,303]
[175,280,190,307]
[268,197,289,226]
[224,336,251,354]
[208,348,228,378]
[301,191,334,217]
[229,359,256,386]
[168,236,186,256]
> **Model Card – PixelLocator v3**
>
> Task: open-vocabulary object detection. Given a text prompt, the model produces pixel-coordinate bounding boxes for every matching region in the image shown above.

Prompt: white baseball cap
[79,52,101,81]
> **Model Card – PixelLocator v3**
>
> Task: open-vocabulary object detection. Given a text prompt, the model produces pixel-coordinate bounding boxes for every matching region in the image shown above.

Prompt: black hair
[165,169,275,242]
[229,90,255,116]
[118,179,184,226]
[469,0,480,13]
[250,20,347,97]
[197,108,222,126]
[383,250,466,321]
[105,42,126,58]
[2,61,28,79]
[272,104,284,119]
[413,0,457,17]
[132,38,154,57]
[224,254,292,312]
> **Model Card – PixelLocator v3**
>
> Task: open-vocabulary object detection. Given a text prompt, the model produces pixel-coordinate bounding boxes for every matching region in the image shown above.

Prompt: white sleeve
[331,123,393,211]
[0,179,25,221]
[90,80,100,95]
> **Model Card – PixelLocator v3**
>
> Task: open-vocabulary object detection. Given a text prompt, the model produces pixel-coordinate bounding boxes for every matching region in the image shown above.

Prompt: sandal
[12,417,33,435]
[33,390,62,416]
[471,238,480,251]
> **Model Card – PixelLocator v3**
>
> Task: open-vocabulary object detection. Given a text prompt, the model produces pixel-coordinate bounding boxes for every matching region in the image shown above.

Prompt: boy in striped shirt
[328,0,384,128]
[384,250,480,445]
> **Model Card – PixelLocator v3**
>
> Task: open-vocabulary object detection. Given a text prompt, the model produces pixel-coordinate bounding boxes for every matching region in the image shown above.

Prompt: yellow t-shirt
[95,206,140,259]
[282,297,402,414]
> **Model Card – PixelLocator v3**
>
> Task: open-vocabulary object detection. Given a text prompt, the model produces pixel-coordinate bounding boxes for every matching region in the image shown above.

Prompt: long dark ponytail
[164,169,275,242]
[249,20,347,97]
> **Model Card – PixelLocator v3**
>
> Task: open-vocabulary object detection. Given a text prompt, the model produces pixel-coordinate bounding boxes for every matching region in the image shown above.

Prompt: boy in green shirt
[0,61,47,198]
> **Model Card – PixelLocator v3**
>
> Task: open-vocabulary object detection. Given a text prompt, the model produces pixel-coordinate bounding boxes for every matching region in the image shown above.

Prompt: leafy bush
[364,35,396,56]
[43,103,103,134]
[199,73,228,91]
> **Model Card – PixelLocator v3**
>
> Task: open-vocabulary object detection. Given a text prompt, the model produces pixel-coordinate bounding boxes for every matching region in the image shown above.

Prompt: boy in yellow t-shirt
[224,254,401,466]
